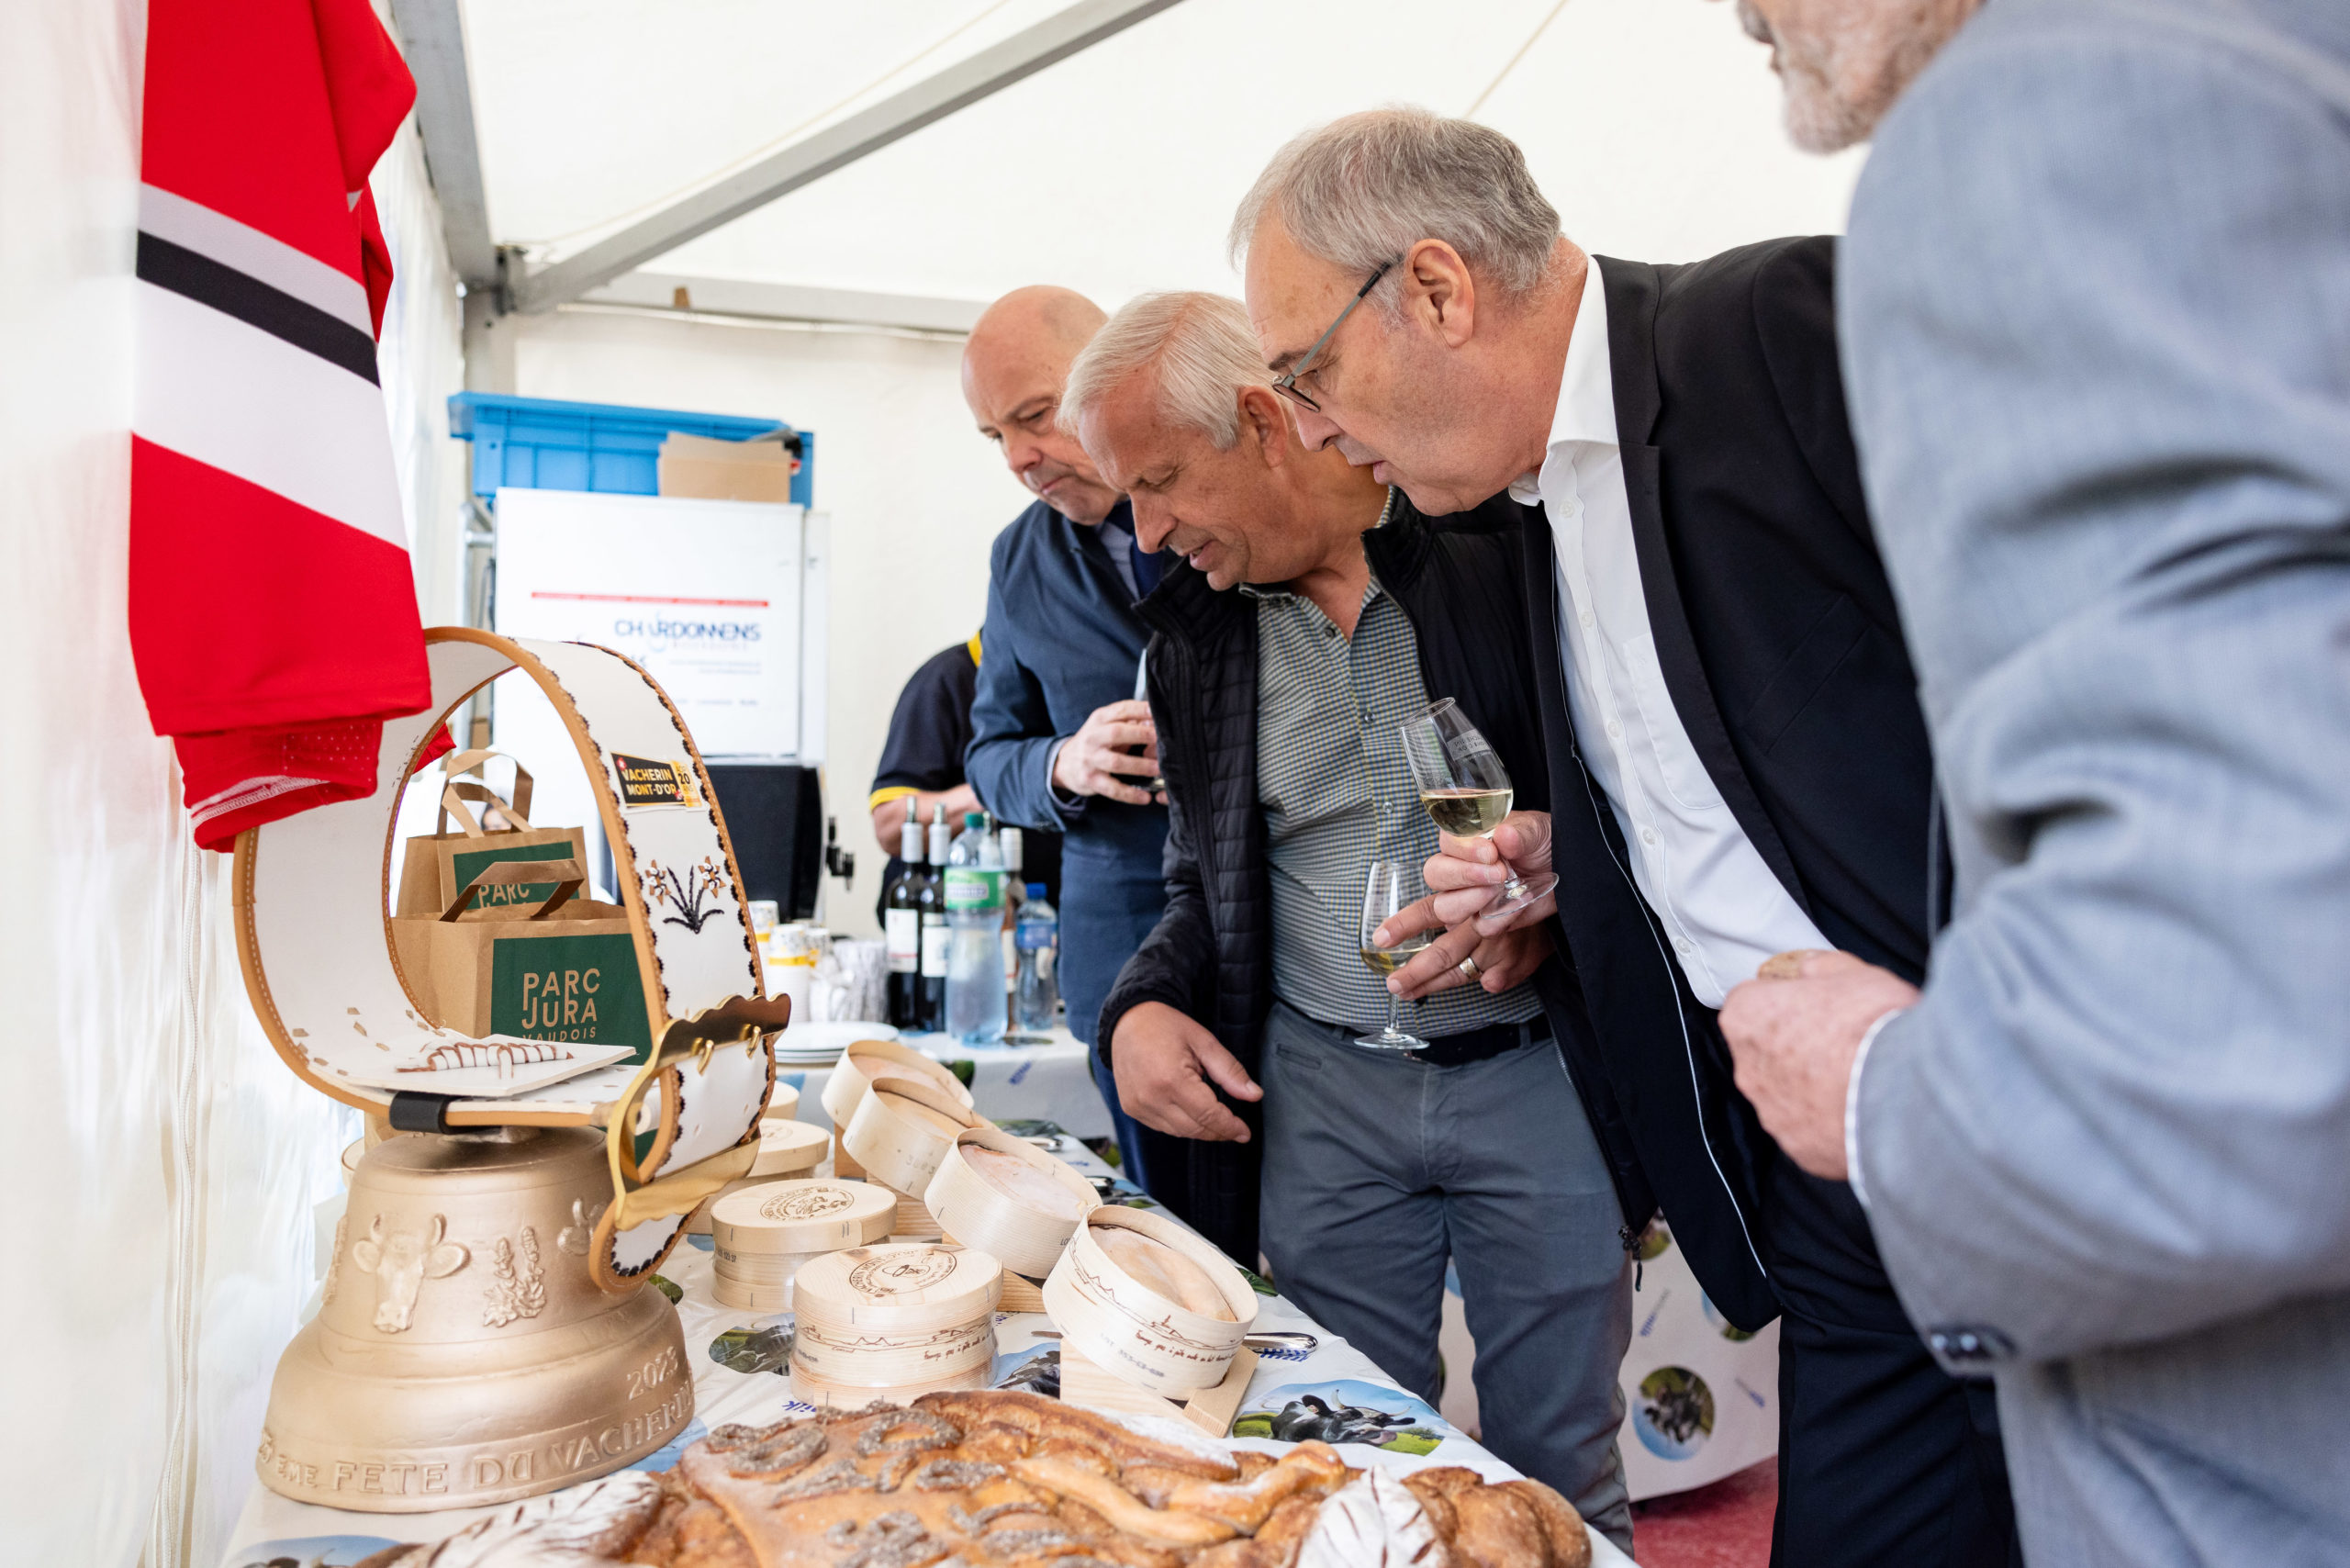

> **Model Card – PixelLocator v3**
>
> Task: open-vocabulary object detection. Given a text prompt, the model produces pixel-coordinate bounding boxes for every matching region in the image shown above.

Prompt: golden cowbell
[256,1126,691,1512]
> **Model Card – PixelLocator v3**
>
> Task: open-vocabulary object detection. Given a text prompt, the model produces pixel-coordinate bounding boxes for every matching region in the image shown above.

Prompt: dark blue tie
[1129,533,1165,598]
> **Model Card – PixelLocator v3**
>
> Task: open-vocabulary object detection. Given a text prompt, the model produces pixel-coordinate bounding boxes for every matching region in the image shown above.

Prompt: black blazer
[1526,238,1937,1327]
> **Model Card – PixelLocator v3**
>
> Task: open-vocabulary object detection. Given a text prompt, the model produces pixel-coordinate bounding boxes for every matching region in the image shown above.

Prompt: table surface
[222,1134,1632,1567]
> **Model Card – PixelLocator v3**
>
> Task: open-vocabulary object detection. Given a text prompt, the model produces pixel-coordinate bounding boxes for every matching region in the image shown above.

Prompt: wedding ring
[1457,955,1483,983]
[1758,949,1826,980]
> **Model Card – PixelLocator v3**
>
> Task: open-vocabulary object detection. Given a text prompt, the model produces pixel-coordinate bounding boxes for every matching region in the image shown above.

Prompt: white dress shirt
[1511,270,1830,1009]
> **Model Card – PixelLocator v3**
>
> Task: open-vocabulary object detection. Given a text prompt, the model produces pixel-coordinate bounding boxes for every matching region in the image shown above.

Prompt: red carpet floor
[1628,1458,1779,1568]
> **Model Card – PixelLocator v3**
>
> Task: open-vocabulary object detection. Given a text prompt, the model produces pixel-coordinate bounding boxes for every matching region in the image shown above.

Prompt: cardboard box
[657,430,800,503]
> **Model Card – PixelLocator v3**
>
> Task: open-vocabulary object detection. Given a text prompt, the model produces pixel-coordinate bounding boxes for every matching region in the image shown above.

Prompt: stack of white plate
[771,1020,898,1067]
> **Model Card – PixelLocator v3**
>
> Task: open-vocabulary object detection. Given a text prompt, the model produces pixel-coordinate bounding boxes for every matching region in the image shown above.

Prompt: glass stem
[1386,992,1402,1037]
[1486,832,1522,902]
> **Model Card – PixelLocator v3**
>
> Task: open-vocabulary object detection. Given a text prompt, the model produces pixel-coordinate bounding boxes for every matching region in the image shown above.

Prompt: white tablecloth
[224,1137,1631,1567]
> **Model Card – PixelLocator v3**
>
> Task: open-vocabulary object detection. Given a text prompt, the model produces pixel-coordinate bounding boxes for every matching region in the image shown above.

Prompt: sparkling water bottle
[1013,884,1058,1033]
[943,812,1007,1045]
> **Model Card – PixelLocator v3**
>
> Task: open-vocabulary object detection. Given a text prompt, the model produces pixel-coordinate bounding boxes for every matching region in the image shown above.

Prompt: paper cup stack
[928,1126,1099,1308]
[686,1117,831,1235]
[1044,1208,1259,1394]
[709,1178,894,1312]
[789,1242,1003,1408]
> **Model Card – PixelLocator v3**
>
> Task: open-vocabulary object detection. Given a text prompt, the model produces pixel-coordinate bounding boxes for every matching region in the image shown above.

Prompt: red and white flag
[134,0,431,850]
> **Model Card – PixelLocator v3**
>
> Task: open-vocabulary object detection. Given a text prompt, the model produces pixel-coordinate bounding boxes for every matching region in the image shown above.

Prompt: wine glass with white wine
[1400,698,1560,918]
[1358,860,1433,1051]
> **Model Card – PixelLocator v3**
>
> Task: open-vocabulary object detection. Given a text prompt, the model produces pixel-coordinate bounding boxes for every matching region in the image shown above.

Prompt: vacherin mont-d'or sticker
[612,753,700,811]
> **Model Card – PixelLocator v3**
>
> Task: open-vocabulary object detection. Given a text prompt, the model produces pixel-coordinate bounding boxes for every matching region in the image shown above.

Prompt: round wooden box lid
[928,1126,1098,1279]
[710,1178,894,1257]
[746,1117,827,1177]
[761,1081,801,1121]
[791,1242,1003,1332]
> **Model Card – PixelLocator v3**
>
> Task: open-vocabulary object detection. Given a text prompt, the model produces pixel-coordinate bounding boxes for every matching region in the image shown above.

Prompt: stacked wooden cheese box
[708,1036,1261,1433]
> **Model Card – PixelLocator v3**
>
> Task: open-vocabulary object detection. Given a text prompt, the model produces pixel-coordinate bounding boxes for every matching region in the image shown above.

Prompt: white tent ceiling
[458,0,1864,313]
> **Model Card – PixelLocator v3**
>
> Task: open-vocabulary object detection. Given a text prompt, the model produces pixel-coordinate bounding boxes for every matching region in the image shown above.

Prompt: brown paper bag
[393,748,588,918]
[391,857,655,1064]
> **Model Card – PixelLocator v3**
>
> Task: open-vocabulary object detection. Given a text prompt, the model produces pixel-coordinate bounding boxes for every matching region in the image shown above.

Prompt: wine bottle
[882,819,926,1028]
[918,803,952,1031]
[999,826,1024,991]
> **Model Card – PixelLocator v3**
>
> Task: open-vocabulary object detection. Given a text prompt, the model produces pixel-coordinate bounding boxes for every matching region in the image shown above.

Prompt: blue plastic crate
[447,391,813,508]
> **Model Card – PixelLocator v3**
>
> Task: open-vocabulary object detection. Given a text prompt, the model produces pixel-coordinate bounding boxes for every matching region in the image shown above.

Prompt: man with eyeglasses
[1235,109,2019,1568]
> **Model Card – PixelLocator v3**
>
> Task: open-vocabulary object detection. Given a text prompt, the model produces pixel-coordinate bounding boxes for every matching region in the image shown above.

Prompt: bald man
[960,287,1176,1198]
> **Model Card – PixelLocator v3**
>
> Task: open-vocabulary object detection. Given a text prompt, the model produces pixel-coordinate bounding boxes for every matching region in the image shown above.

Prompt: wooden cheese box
[817,1038,972,1129]
[708,1178,893,1310]
[686,1118,830,1235]
[1044,1208,1259,1395]
[788,1243,1002,1407]
[926,1126,1099,1279]
[841,1076,985,1200]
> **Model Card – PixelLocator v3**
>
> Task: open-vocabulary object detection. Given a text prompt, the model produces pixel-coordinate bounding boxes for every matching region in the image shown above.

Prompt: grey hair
[1228,106,1561,306]
[1058,291,1270,452]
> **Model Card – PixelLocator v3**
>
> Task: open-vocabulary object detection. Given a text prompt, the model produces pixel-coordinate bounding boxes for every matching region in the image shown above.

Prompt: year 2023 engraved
[624,1344,681,1401]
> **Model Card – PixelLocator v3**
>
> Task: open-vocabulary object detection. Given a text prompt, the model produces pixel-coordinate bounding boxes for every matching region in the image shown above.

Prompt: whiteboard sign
[493,487,808,757]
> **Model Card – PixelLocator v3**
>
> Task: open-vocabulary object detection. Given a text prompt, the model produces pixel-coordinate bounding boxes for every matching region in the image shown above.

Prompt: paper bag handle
[436,748,537,836]
[440,857,586,923]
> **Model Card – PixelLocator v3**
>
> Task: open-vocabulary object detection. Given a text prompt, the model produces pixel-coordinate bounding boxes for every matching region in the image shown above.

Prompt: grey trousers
[1258,1000,1633,1550]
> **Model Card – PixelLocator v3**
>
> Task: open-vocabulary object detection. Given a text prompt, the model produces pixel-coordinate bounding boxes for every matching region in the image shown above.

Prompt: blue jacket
[965,499,1169,1045]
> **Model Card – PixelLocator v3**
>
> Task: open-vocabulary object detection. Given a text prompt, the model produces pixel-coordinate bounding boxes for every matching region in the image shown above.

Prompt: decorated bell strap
[523,637,764,1019]
[588,996,789,1293]
[232,631,768,1137]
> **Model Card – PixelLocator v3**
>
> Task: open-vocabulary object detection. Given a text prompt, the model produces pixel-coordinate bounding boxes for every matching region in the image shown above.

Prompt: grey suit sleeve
[1839,21,2350,1364]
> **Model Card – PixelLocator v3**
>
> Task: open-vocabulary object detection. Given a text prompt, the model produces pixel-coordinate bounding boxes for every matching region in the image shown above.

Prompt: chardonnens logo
[610,617,762,643]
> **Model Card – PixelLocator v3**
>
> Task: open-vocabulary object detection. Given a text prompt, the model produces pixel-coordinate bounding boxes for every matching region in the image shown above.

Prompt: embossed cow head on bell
[350,1213,469,1332]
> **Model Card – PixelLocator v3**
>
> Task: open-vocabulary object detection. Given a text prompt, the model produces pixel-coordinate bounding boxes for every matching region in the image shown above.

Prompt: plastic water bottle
[1013,884,1058,1033]
[943,812,1007,1045]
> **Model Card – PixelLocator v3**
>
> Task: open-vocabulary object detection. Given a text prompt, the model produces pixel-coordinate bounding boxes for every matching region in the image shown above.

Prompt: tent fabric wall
[475,0,1863,307]
[1,5,350,1565]
[371,28,472,628]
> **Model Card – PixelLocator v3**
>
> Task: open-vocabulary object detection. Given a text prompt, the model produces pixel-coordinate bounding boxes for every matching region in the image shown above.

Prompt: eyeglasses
[1269,262,1393,412]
